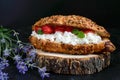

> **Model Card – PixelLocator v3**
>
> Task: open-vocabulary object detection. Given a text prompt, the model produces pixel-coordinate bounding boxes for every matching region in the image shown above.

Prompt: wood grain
[35,50,110,74]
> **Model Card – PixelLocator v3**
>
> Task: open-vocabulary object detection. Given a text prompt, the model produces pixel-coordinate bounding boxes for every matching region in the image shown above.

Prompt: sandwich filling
[29,15,116,55]
[31,25,102,45]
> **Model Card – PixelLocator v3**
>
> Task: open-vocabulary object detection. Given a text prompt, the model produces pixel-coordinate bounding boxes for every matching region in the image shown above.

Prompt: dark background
[0,0,120,80]
[0,0,120,27]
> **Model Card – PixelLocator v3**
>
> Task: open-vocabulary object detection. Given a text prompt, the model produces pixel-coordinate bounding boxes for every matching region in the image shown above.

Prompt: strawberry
[65,26,73,32]
[54,26,65,32]
[34,25,41,33]
[83,29,94,33]
[41,25,53,34]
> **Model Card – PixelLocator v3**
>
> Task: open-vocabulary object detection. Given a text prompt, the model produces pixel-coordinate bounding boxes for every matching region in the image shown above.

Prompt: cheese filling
[31,31,102,45]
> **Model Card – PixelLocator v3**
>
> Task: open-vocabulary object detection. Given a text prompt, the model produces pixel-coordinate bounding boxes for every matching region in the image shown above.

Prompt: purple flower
[16,61,28,74]
[0,63,5,70]
[3,48,10,57]
[13,47,21,54]
[0,59,9,70]
[22,45,32,53]
[24,57,33,63]
[38,67,47,74]
[28,49,36,59]
[0,58,9,80]
[38,67,49,80]
[13,55,21,61]
[0,71,9,80]
[2,59,9,68]
[40,72,49,80]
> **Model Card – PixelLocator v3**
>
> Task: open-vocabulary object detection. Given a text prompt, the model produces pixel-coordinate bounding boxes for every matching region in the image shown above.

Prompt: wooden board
[35,50,110,74]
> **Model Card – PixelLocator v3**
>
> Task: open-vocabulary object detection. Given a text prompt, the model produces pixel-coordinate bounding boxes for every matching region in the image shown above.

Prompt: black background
[0,0,120,27]
[0,0,120,80]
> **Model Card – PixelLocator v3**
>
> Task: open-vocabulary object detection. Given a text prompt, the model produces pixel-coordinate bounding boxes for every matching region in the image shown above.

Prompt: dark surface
[1,0,120,80]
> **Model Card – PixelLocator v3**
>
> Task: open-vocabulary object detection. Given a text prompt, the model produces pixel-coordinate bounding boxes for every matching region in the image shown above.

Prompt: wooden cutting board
[36,50,110,74]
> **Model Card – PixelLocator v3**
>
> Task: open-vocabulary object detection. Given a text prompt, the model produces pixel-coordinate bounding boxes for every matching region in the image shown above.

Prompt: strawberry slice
[35,25,41,33]
[83,29,94,33]
[54,26,65,32]
[41,25,54,34]
[65,26,73,32]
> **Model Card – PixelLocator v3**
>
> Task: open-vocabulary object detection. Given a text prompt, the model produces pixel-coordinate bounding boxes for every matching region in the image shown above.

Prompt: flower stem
[4,35,12,47]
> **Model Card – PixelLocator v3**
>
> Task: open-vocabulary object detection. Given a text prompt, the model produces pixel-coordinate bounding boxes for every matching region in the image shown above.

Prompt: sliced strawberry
[41,25,53,34]
[83,29,94,33]
[65,26,73,32]
[54,26,65,32]
[35,25,41,33]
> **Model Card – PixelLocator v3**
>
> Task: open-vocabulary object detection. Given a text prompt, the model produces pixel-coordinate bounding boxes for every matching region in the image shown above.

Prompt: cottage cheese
[31,31,102,45]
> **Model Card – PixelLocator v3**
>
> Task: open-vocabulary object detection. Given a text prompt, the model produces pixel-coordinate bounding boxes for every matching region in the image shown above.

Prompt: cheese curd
[31,31,102,45]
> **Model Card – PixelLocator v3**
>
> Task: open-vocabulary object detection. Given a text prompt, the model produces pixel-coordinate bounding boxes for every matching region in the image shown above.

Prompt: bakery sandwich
[29,15,116,74]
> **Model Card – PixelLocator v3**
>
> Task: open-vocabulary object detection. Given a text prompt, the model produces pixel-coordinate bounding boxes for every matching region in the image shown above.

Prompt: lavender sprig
[0,58,9,80]
[0,71,9,80]
[0,26,49,80]
[38,67,50,80]
[16,61,28,74]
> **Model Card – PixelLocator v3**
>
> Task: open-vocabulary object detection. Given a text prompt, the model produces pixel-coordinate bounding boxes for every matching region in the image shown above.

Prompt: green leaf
[37,30,43,34]
[77,31,85,38]
[0,26,10,33]
[72,29,79,35]
[72,29,85,38]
